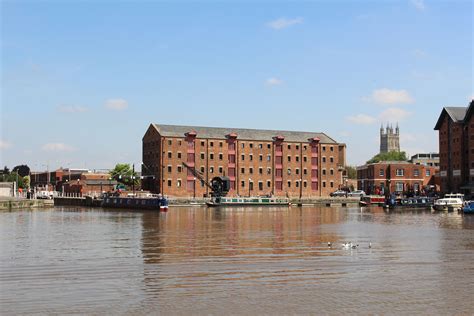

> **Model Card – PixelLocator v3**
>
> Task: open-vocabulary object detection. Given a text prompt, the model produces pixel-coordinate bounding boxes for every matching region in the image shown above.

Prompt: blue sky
[1,0,472,171]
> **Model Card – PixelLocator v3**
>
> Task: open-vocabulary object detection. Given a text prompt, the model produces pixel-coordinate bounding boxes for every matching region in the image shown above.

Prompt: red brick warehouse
[142,124,347,198]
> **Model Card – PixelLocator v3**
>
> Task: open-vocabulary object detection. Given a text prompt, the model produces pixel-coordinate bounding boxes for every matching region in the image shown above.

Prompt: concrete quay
[0,198,54,210]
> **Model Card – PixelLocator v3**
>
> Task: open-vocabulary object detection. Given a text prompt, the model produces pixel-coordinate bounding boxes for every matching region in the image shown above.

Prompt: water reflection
[1,206,473,315]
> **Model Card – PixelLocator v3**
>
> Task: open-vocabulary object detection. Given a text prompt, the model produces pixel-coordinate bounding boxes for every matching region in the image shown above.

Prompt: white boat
[433,193,464,212]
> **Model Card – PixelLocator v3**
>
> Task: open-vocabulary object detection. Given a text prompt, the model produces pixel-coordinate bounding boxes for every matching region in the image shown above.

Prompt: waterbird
[351,244,359,249]
[369,242,372,249]
[328,242,332,247]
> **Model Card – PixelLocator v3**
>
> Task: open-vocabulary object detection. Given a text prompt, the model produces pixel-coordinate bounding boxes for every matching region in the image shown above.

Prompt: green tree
[345,166,357,179]
[109,163,139,187]
[23,176,31,189]
[2,172,25,188]
[367,151,408,164]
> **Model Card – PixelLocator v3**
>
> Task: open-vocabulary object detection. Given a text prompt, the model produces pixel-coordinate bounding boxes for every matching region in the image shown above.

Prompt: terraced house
[142,124,347,198]
[434,100,474,197]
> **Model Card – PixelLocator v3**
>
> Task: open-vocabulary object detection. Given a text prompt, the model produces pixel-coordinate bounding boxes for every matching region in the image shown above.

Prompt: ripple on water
[0,206,473,315]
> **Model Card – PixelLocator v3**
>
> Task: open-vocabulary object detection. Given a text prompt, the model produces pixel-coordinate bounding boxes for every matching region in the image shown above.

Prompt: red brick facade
[435,101,474,197]
[142,124,346,197]
[357,162,439,195]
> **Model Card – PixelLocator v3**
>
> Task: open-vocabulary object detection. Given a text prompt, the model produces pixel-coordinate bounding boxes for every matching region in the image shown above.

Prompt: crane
[182,162,230,197]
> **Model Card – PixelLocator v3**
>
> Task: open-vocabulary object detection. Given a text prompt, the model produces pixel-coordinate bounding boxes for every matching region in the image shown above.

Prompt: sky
[1,0,472,171]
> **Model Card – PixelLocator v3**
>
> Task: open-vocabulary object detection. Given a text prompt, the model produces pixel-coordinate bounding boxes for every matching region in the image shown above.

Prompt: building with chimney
[142,124,347,198]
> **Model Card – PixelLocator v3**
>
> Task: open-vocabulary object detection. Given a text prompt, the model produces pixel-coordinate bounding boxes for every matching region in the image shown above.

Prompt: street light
[248,178,252,197]
[193,177,196,199]
[298,179,303,200]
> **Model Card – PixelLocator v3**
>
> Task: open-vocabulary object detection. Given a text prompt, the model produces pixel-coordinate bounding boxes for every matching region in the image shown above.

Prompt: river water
[1,206,474,315]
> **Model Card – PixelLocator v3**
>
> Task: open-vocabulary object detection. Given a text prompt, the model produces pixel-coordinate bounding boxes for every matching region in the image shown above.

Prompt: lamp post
[248,178,252,197]
[193,177,196,200]
[132,164,135,196]
[299,179,303,200]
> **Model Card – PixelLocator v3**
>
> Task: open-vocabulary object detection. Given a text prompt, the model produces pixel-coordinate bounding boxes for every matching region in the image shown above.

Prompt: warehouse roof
[434,107,468,130]
[151,124,339,144]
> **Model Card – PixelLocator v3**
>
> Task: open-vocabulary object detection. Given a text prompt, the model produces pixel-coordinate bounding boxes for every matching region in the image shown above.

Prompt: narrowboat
[101,195,169,211]
[206,196,291,207]
[384,197,435,209]
[359,195,385,207]
[462,201,474,214]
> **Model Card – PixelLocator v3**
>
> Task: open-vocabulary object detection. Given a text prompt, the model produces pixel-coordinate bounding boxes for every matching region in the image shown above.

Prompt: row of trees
[0,166,31,189]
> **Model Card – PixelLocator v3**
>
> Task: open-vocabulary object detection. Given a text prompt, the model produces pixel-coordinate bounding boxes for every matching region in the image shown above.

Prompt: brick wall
[142,125,346,197]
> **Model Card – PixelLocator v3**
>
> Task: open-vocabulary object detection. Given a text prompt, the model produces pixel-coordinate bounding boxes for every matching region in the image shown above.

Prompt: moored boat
[462,201,474,214]
[359,195,385,207]
[207,196,290,207]
[433,194,464,212]
[384,197,435,209]
[101,195,169,211]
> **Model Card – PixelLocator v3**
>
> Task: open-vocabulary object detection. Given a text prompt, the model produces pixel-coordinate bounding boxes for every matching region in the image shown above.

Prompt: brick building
[63,173,118,196]
[142,124,347,198]
[357,161,439,196]
[434,101,474,197]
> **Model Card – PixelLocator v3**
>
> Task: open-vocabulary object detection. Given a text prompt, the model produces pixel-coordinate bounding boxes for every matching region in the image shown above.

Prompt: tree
[23,176,31,189]
[367,151,408,164]
[109,163,139,187]
[1,166,9,175]
[345,166,357,179]
[13,165,31,177]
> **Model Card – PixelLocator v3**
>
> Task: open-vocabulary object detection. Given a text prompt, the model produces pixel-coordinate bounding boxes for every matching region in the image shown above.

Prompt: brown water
[1,206,474,315]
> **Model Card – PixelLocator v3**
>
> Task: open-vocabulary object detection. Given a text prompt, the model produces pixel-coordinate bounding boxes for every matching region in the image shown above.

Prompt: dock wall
[0,198,54,210]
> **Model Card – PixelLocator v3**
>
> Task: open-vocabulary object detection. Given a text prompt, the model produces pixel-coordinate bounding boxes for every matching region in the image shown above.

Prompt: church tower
[380,123,400,153]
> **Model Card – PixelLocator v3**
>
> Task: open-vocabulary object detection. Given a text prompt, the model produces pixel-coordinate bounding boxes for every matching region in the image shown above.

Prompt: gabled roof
[464,100,474,122]
[434,107,467,130]
[150,124,339,144]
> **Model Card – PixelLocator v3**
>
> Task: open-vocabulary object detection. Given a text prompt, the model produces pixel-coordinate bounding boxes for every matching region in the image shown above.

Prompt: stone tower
[380,123,400,153]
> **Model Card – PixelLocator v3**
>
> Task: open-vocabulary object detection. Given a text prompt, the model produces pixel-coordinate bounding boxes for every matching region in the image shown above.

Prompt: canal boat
[206,196,291,207]
[462,201,474,214]
[101,195,169,211]
[359,195,385,207]
[433,194,464,212]
[384,197,435,209]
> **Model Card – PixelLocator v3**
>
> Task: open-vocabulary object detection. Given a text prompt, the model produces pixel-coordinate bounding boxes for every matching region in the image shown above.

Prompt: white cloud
[346,114,377,125]
[379,107,412,122]
[413,49,427,58]
[365,88,414,105]
[400,133,417,143]
[266,77,283,86]
[267,17,304,30]
[411,0,425,11]
[105,98,128,111]
[42,143,76,152]
[58,105,88,113]
[0,140,12,150]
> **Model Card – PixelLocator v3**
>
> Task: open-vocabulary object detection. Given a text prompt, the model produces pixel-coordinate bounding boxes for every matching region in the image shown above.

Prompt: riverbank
[0,198,54,210]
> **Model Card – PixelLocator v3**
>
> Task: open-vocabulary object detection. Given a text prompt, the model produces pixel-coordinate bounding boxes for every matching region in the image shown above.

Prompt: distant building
[142,124,347,197]
[380,124,400,153]
[30,168,89,191]
[357,161,439,195]
[63,173,117,196]
[434,100,474,197]
[410,153,440,167]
